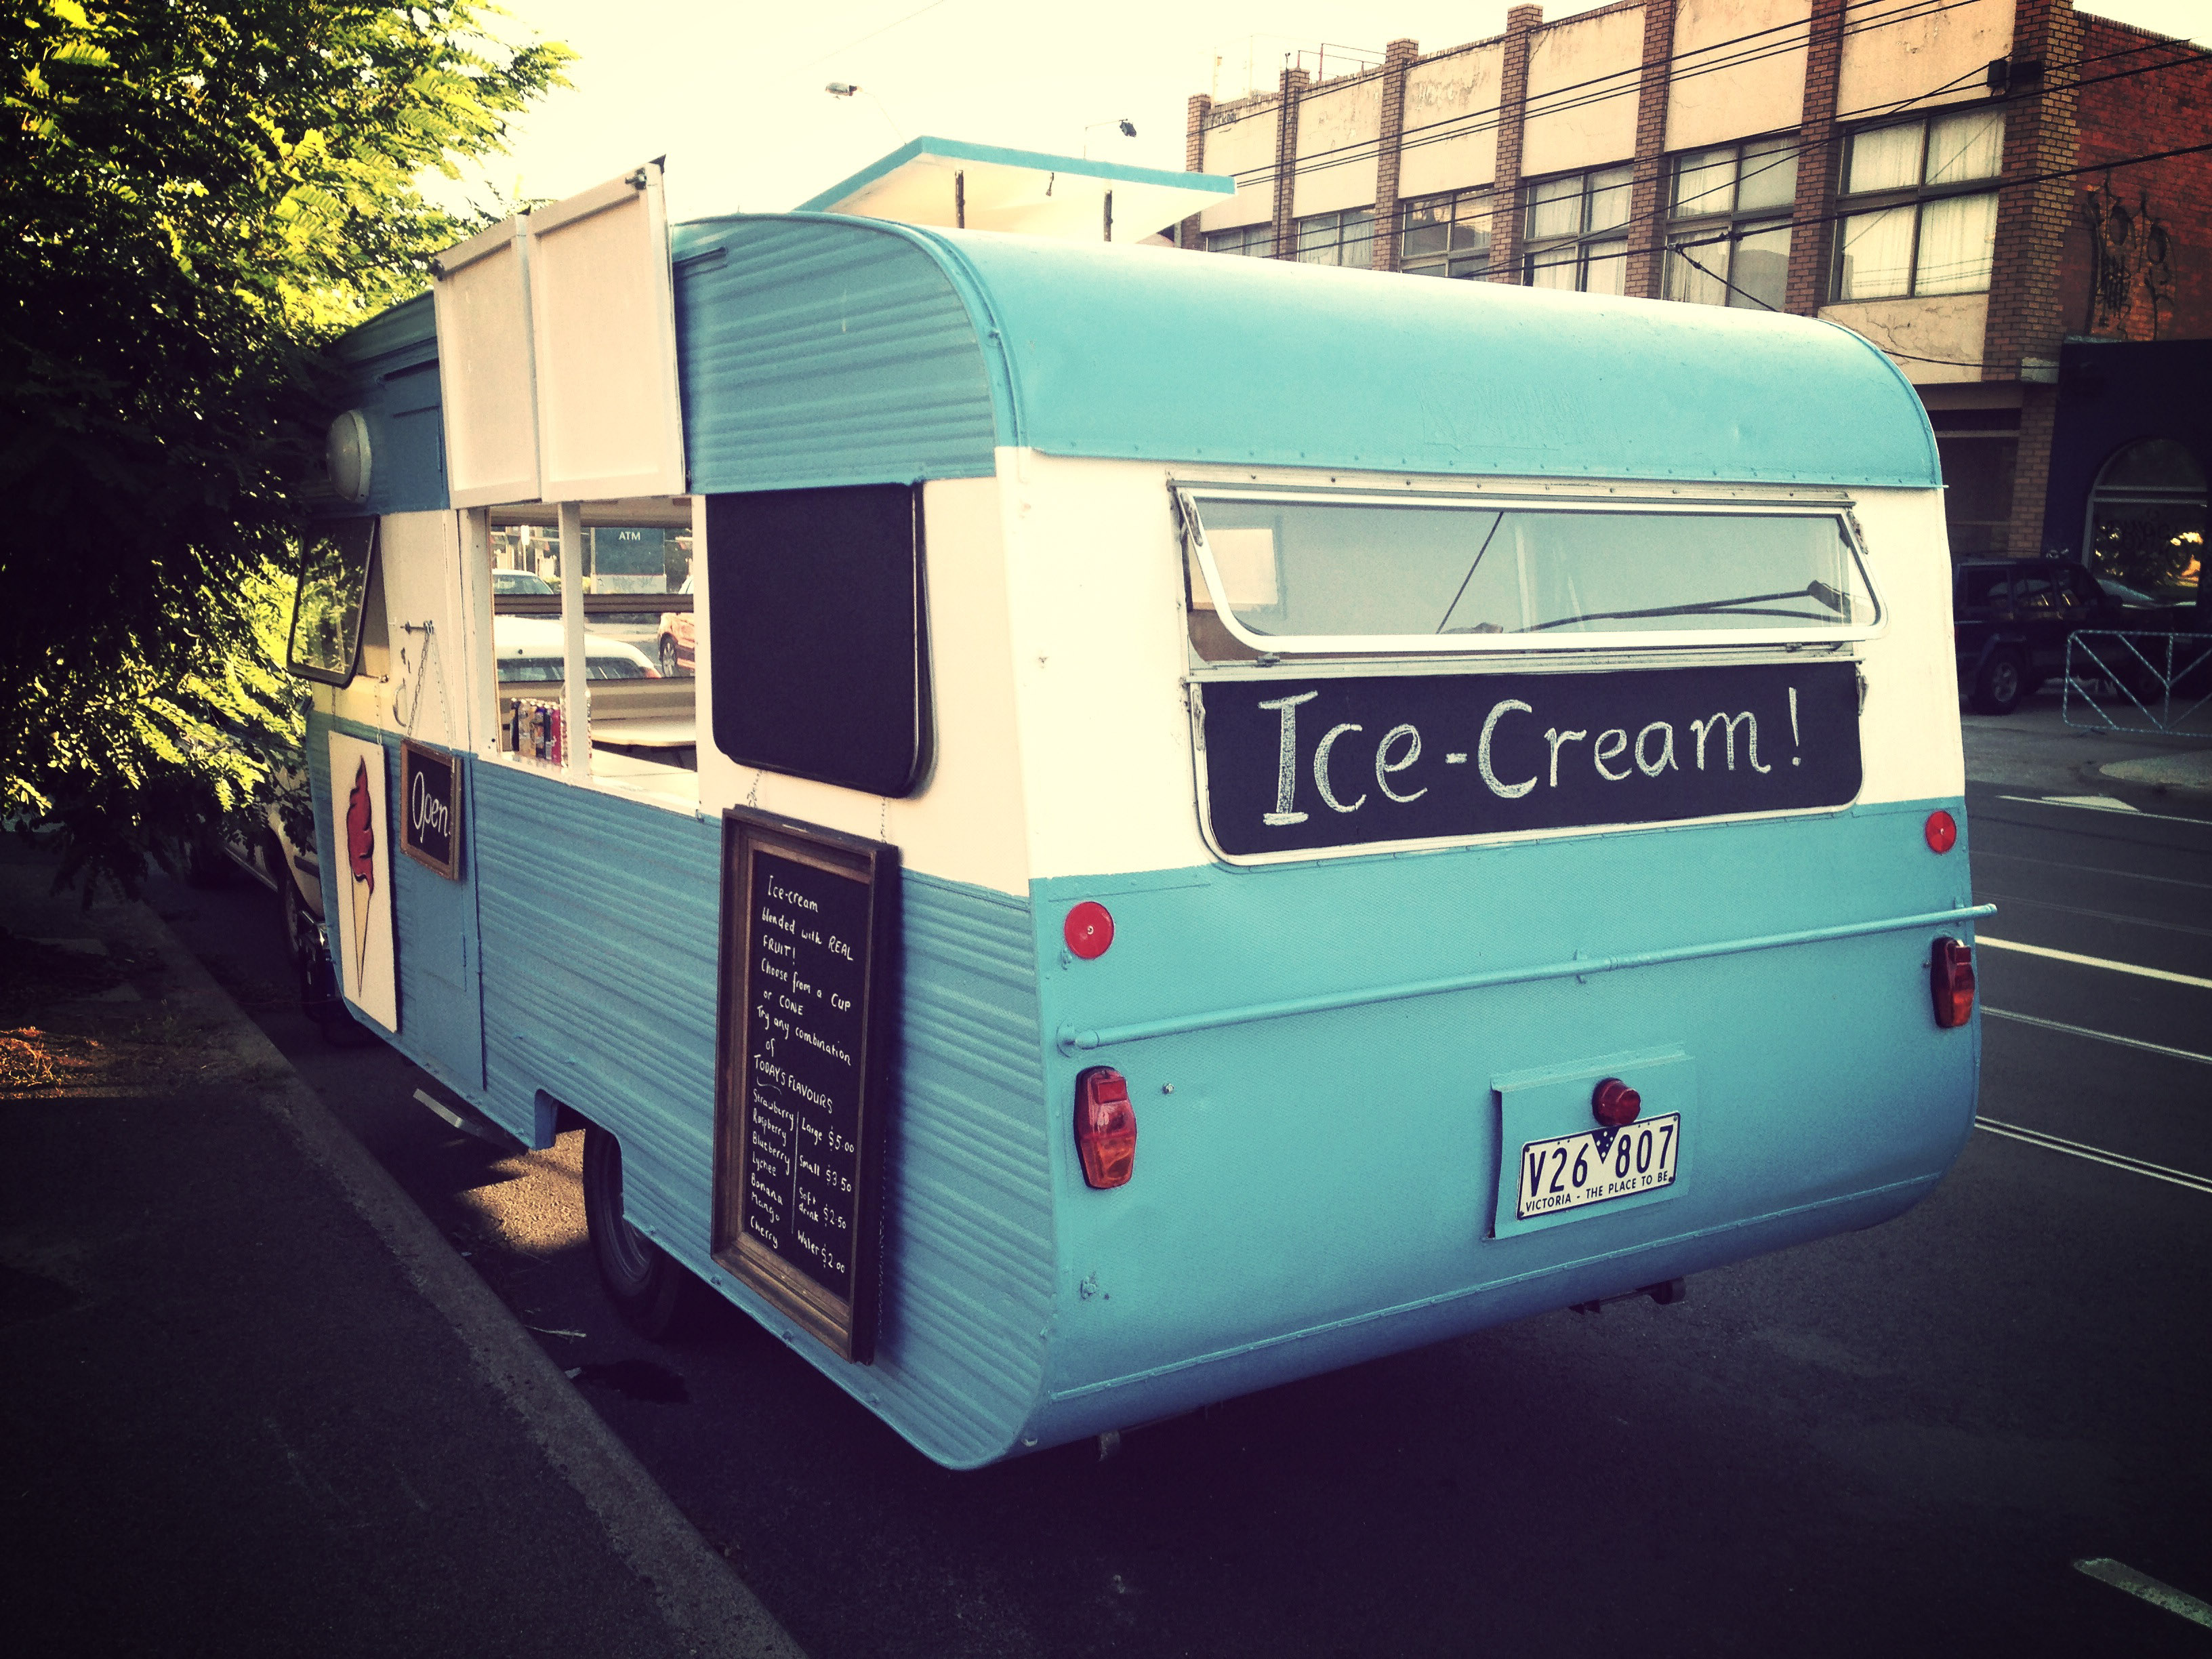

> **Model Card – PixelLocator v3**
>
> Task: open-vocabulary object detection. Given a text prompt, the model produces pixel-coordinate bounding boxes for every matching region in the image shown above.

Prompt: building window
[1399,189,1492,279]
[1833,109,2004,302]
[2088,438,2205,604]
[1929,407,2020,558]
[1522,165,1633,295]
[1295,207,1375,268]
[1663,136,1797,310]
[1205,224,1275,258]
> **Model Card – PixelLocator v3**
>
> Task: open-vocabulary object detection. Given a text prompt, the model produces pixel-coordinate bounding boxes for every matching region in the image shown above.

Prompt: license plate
[1516,1115,1681,1221]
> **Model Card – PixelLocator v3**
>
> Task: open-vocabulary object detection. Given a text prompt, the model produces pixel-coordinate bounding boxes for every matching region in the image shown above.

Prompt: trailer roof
[671,214,1940,497]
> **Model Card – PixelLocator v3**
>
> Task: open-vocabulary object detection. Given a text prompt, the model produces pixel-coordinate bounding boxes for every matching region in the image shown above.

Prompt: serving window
[483,497,699,786]
[1180,487,1879,662]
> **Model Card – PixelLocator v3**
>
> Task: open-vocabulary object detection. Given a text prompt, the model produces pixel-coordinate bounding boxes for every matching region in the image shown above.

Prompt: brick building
[1181,0,2209,608]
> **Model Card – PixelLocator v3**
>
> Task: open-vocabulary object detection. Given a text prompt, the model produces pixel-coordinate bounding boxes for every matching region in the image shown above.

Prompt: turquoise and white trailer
[285,141,1987,1468]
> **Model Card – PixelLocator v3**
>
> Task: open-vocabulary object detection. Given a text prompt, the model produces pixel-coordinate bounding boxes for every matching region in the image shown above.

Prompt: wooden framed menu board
[712,806,899,1364]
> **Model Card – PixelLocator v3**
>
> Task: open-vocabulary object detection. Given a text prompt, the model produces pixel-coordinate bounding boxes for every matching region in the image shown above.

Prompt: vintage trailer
[286,145,1988,1469]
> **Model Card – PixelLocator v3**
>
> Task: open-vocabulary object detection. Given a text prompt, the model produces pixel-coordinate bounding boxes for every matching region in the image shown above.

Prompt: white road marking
[2038,793,2139,812]
[1983,1007,2212,1067]
[1975,890,2212,939]
[1996,794,2212,829]
[2074,1558,2212,1629]
[1976,936,2212,991]
[1972,848,2212,892]
[1975,1118,2212,1195]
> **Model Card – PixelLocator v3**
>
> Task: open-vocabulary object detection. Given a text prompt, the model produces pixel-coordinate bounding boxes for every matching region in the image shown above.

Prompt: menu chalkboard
[712,806,899,1363]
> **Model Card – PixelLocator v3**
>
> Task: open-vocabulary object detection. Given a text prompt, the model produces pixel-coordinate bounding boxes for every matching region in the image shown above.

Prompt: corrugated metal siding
[459,760,1054,1467]
[672,218,1004,495]
[321,293,449,519]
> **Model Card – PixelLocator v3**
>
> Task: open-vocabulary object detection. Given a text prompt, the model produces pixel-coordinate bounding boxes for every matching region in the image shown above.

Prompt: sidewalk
[1959,692,2212,796]
[0,846,801,1659]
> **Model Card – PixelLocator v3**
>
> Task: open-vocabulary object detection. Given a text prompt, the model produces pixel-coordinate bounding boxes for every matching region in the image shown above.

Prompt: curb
[106,897,807,1659]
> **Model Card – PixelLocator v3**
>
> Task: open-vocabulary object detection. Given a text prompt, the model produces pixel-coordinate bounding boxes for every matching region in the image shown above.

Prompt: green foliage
[1,0,569,899]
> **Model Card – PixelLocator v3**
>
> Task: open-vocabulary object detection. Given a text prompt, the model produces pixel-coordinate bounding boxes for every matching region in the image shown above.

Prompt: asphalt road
[143,726,2212,1659]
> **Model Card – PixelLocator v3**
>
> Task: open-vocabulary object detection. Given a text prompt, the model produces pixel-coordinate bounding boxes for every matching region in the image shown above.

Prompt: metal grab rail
[2062,630,2212,736]
[1055,903,1997,1053]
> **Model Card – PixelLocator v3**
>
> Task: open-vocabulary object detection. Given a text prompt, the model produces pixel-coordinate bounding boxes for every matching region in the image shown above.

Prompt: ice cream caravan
[285,142,1987,1468]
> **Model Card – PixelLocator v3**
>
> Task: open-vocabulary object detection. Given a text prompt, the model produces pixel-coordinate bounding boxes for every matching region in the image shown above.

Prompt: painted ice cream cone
[344,758,376,984]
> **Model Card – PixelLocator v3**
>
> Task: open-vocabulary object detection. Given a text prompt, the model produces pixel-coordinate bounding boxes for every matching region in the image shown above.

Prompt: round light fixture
[327,409,373,504]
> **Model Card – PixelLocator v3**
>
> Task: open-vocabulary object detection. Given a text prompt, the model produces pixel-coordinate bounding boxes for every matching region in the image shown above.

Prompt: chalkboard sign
[1195,660,1862,858]
[398,739,461,879]
[712,806,899,1363]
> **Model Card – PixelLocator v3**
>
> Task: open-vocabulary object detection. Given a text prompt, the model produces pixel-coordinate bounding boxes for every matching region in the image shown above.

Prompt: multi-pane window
[1522,165,1633,294]
[1399,188,1492,279]
[1295,207,1375,268]
[1833,109,2004,301]
[1663,136,1798,310]
[1205,223,1276,258]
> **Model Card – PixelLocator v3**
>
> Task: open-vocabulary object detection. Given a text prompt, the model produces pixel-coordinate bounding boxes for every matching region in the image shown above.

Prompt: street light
[1082,118,1136,158]
[825,82,905,143]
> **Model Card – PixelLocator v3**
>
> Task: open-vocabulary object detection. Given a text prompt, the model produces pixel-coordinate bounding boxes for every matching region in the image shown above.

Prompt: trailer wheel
[582,1123,698,1340]
[1970,647,2026,715]
[278,863,371,1046]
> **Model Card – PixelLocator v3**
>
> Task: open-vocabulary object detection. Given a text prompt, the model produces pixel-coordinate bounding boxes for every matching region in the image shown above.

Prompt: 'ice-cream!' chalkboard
[712,806,899,1363]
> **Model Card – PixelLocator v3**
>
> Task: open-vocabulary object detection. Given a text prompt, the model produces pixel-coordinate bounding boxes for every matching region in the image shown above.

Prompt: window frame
[287,516,382,688]
[1520,165,1634,294]
[1662,135,1799,311]
[1293,207,1376,268]
[1204,222,1277,258]
[1830,110,2005,303]
[1174,480,1885,659]
[1398,188,1494,279]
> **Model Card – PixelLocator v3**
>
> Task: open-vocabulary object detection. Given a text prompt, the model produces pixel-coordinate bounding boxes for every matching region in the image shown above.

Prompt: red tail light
[1592,1078,1641,1127]
[1074,1066,1136,1189]
[1931,937,1975,1028]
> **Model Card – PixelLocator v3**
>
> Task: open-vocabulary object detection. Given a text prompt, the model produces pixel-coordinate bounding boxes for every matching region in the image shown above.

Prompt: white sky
[437,0,2211,225]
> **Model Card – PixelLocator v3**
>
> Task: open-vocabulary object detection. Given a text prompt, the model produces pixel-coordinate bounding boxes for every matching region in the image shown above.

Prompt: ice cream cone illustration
[344,758,376,984]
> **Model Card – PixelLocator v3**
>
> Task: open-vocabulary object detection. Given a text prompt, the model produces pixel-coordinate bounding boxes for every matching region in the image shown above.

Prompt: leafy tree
[1,0,569,897]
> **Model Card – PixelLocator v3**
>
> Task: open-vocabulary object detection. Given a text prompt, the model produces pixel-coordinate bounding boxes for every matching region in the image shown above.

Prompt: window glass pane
[2092,501,2204,600]
[1401,200,1449,262]
[1588,166,1634,232]
[1926,109,2004,184]
[1847,123,1923,194]
[1914,191,1996,293]
[1583,239,1628,295]
[1736,136,1799,211]
[1342,207,1375,268]
[1296,211,1340,263]
[707,484,928,797]
[1673,148,1736,219]
[1189,498,1866,642]
[1526,175,1582,241]
[1528,246,1580,289]
[1727,223,1792,310]
[288,520,377,684]
[2099,437,2208,493]
[1935,436,2017,556]
[1835,205,1915,299]
[1665,238,1729,306]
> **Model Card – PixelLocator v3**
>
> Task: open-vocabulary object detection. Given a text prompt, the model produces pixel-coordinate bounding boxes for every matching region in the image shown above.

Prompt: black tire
[658,635,680,678]
[582,1123,699,1340]
[279,863,372,1046]
[1970,648,2026,715]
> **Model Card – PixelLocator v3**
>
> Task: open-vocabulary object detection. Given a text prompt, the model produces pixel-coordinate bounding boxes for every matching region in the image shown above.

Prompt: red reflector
[1931,936,1975,1028]
[1065,901,1115,960]
[1925,810,1959,854]
[1592,1078,1642,1127]
[1074,1067,1136,1189]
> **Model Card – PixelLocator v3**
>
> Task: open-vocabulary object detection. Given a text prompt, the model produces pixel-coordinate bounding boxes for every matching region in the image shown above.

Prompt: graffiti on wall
[2083,180,2177,339]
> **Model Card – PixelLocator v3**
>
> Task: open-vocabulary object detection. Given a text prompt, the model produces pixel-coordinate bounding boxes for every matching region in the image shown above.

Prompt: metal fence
[2062,630,2212,735]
